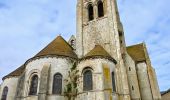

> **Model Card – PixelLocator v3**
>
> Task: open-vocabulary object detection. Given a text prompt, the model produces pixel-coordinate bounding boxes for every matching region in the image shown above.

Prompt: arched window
[98,1,104,17]
[1,86,8,100]
[88,4,94,21]
[29,75,38,95]
[52,73,62,94]
[83,69,93,91]
[112,72,116,92]
[71,40,75,47]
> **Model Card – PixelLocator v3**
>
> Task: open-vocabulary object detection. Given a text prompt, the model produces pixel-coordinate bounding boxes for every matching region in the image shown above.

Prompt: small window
[52,73,62,94]
[83,69,93,91]
[129,67,131,71]
[132,86,134,90]
[112,72,116,92]
[98,1,104,17]
[29,75,38,95]
[71,40,74,46]
[119,31,123,36]
[88,4,94,21]
[1,86,8,100]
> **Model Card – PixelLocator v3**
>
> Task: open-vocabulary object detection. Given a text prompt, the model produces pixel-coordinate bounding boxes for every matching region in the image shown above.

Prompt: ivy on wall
[64,61,79,100]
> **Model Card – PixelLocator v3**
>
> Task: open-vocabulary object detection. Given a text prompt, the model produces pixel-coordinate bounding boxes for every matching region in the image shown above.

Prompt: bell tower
[76,0,126,58]
[76,0,130,99]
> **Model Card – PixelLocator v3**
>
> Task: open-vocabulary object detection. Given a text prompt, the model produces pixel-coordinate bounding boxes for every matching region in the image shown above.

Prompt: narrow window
[98,1,104,17]
[1,86,8,100]
[29,75,38,95]
[129,67,131,71]
[119,31,123,44]
[52,73,62,94]
[83,70,93,91]
[132,86,134,90]
[71,40,74,46]
[88,4,94,21]
[112,72,116,92]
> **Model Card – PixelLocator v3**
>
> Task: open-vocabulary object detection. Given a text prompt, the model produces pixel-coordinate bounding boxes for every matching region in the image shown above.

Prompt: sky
[0,0,170,91]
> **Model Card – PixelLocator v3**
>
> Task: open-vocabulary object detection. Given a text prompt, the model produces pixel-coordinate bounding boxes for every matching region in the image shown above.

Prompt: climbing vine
[64,61,79,100]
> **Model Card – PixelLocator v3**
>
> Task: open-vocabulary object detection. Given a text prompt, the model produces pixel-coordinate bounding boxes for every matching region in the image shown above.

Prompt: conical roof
[83,45,117,63]
[35,36,77,59]
[2,65,25,80]
[3,36,77,80]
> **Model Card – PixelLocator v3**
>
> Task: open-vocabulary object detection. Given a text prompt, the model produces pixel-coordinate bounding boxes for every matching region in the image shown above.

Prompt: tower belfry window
[88,4,94,21]
[98,1,104,17]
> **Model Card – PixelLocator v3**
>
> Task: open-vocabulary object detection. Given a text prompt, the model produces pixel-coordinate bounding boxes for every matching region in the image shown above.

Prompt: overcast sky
[0,0,170,91]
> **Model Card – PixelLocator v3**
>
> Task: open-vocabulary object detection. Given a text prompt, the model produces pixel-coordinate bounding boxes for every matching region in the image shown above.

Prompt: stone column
[38,64,50,100]
[15,73,26,100]
[137,62,153,100]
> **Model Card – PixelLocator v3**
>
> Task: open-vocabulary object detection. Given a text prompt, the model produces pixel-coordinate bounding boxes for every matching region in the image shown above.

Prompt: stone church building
[0,0,161,100]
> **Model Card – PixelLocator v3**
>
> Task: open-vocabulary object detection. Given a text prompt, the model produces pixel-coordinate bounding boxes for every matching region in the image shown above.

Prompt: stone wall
[21,57,74,100]
[76,58,117,100]
[0,77,19,100]
[124,53,141,100]
[136,62,153,100]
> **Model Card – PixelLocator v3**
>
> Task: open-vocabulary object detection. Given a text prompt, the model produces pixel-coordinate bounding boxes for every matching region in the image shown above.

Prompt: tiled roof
[126,43,146,62]
[161,88,170,95]
[2,36,77,80]
[35,36,77,59]
[82,45,117,63]
[2,65,25,80]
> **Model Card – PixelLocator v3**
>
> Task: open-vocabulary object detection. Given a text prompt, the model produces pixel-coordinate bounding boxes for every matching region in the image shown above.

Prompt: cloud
[0,0,169,92]
[0,0,76,82]
[118,0,170,91]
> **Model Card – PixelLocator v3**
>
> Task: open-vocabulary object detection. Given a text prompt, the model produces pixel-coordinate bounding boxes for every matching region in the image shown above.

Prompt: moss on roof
[35,36,77,59]
[82,45,117,63]
[2,65,25,80]
[126,43,146,62]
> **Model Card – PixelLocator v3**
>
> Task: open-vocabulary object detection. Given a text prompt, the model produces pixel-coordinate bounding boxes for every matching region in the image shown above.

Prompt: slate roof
[82,45,117,64]
[126,43,146,62]
[2,36,77,80]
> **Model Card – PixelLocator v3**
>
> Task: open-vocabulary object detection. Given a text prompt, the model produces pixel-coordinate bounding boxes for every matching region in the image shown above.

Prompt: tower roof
[82,45,117,63]
[126,43,146,62]
[35,36,77,59]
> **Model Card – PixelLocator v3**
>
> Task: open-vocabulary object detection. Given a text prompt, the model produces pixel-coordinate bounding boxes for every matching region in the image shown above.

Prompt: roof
[35,36,77,59]
[82,45,117,63]
[2,65,25,80]
[3,36,77,80]
[126,43,146,62]
[161,89,170,95]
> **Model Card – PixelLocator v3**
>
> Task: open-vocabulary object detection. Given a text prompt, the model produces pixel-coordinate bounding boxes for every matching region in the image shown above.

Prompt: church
[0,0,161,100]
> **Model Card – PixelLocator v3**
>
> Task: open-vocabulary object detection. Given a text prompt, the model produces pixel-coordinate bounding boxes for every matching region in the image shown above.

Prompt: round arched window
[29,75,38,95]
